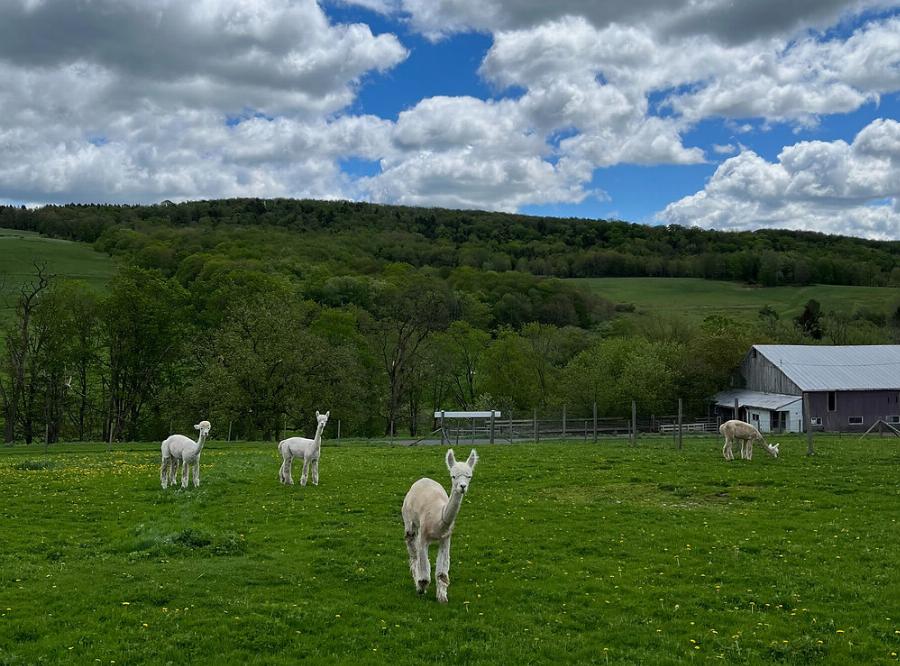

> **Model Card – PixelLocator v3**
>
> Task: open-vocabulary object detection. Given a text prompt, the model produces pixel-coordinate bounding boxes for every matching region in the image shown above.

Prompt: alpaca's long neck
[312,424,325,452]
[197,431,208,451]
[441,488,464,528]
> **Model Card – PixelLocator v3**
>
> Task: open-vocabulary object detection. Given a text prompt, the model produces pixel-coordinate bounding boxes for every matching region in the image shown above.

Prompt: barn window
[888,415,900,424]
[827,391,836,411]
[751,348,758,359]
[848,416,863,425]
[810,416,822,426]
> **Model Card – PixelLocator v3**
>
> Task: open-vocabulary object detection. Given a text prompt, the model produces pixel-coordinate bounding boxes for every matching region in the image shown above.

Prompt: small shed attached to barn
[715,344,900,433]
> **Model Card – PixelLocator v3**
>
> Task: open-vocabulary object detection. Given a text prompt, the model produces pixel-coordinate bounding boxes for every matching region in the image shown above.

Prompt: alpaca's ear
[445,449,456,471]
[194,423,201,430]
[316,410,320,418]
[325,411,330,418]
[467,449,478,469]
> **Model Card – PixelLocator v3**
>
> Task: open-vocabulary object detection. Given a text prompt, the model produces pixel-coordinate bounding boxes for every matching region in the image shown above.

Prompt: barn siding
[806,390,900,432]
[741,352,802,395]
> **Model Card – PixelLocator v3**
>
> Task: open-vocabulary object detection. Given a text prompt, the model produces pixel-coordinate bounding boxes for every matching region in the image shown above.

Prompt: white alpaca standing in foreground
[160,420,211,489]
[402,448,478,603]
[278,410,329,486]
[720,419,779,461]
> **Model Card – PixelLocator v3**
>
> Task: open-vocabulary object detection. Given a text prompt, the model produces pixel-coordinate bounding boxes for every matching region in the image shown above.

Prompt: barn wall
[742,351,802,395]
[806,390,900,432]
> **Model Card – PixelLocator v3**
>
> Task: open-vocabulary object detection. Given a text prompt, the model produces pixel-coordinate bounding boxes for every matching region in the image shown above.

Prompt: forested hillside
[2,199,898,287]
[1,199,898,444]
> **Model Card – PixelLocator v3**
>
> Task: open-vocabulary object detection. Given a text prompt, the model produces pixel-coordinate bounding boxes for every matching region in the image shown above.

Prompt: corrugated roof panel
[754,345,900,391]
[715,389,801,410]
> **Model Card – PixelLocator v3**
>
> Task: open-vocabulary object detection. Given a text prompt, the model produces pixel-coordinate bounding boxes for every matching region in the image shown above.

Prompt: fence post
[677,398,683,450]
[631,400,637,446]
[440,410,446,446]
[227,420,233,442]
[337,419,341,444]
[489,410,496,445]
[533,408,538,443]
[734,397,740,421]
[562,405,567,439]
[508,411,513,443]
[804,393,814,456]
[593,402,598,442]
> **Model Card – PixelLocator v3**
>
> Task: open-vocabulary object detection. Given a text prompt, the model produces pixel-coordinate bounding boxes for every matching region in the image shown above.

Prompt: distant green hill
[572,277,899,323]
[0,228,115,326]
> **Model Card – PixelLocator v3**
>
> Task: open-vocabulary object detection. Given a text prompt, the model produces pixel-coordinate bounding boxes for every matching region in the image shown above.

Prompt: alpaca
[719,419,779,461]
[278,410,330,486]
[402,448,478,603]
[160,420,211,489]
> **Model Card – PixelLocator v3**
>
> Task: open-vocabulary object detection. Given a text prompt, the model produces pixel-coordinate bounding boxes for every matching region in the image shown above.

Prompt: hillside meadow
[1,436,898,664]
[0,228,115,327]
[571,277,899,324]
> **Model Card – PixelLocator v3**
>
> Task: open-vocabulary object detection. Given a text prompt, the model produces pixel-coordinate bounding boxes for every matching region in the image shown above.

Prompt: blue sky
[0,1,898,238]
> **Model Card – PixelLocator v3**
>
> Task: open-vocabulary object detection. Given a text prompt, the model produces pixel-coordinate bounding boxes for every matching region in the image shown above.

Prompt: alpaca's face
[446,449,478,494]
[194,420,211,436]
[767,443,780,458]
[315,410,330,429]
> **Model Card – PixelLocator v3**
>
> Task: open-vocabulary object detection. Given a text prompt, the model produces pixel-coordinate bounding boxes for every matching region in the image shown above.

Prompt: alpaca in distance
[160,420,211,489]
[278,410,329,486]
[720,419,779,460]
[402,448,478,603]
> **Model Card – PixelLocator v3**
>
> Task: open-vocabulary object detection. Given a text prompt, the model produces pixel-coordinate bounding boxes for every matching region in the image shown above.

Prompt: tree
[102,267,189,441]
[1,263,52,443]
[368,268,456,434]
[795,299,823,340]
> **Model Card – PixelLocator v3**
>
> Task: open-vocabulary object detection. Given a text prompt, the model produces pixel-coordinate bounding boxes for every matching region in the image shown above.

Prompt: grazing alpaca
[160,420,211,489]
[402,448,478,603]
[719,419,779,461]
[278,410,329,486]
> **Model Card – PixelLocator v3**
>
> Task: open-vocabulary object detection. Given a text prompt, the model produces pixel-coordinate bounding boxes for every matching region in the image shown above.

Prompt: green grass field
[1,437,898,664]
[572,277,899,323]
[0,228,115,326]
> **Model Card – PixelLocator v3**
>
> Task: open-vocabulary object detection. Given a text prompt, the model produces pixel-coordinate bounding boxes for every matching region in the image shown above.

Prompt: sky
[0,1,899,239]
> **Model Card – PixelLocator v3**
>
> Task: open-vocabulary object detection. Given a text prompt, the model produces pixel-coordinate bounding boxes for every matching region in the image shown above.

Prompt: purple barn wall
[806,390,900,432]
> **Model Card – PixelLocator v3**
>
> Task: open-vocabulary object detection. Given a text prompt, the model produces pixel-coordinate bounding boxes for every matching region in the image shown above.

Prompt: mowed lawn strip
[1,437,898,665]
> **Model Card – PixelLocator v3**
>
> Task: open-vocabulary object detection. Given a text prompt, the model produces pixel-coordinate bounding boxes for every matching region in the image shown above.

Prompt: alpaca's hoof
[416,580,429,594]
[437,594,448,604]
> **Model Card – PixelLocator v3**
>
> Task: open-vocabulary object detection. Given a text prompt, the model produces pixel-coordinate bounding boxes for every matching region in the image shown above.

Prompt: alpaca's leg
[181,457,190,489]
[416,539,431,594]
[435,537,451,603]
[160,457,169,489]
[311,459,319,486]
[746,440,753,460]
[193,460,200,487]
[404,523,419,588]
[169,459,178,485]
[282,454,294,485]
[300,458,310,487]
[723,436,733,460]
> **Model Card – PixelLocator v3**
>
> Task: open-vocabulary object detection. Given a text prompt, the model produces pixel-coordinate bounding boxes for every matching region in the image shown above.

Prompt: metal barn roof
[715,389,801,410]
[753,345,900,391]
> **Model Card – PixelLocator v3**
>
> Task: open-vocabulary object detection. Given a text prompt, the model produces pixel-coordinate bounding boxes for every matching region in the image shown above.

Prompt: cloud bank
[0,0,898,238]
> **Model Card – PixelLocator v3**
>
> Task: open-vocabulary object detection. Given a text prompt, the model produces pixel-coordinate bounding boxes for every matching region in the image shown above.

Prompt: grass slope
[1,437,898,664]
[572,277,899,323]
[0,228,115,326]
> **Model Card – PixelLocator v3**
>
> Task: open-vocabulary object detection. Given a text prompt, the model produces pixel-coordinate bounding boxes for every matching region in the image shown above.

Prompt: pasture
[1,436,898,664]
[0,227,115,327]
[571,277,899,323]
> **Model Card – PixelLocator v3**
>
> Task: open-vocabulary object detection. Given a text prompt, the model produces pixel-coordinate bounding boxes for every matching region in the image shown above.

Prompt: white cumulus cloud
[659,119,900,239]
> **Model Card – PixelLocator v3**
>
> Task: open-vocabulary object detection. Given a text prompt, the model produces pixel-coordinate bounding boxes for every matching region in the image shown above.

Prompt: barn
[715,344,900,433]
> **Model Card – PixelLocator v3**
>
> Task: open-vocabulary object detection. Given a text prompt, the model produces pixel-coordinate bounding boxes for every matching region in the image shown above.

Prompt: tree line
[1,199,898,443]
